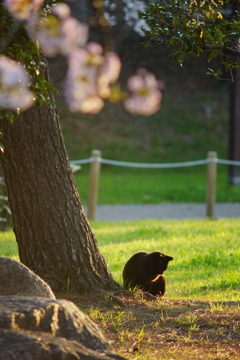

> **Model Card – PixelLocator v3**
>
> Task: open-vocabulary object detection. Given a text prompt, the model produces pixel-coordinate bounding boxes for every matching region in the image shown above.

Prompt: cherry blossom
[124,68,162,116]
[0,56,35,111]
[35,3,88,57]
[64,46,104,114]
[64,43,121,114]
[104,0,149,36]
[98,52,121,98]
[2,1,163,116]
[51,2,71,19]
[3,0,44,21]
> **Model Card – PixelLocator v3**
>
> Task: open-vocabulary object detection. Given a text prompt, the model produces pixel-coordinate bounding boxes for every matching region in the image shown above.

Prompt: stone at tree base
[0,257,55,298]
[0,296,108,350]
[0,329,125,360]
[0,296,127,360]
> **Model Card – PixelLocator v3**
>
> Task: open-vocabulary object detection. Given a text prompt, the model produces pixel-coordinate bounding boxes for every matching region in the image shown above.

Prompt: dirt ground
[62,292,240,360]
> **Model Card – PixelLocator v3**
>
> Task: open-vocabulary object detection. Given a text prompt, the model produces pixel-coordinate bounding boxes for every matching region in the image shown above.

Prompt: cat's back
[123,251,148,278]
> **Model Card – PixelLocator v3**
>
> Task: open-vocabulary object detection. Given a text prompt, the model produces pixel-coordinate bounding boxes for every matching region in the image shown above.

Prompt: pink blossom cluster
[3,0,44,21]
[65,44,122,114]
[0,55,35,111]
[124,68,163,116]
[35,3,88,57]
[2,0,163,115]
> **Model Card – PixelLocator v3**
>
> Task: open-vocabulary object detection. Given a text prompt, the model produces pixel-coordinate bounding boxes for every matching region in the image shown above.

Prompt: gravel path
[84,203,240,221]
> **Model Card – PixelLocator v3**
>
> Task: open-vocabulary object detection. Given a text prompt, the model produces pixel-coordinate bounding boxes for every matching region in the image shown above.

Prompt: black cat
[123,251,173,296]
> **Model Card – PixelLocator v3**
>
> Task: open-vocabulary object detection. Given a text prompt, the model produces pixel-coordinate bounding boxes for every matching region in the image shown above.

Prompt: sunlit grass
[0,230,18,261]
[92,218,240,301]
[1,218,239,301]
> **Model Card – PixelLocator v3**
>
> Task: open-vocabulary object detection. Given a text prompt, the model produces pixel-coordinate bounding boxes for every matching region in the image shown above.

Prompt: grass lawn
[74,166,240,205]
[92,218,240,302]
[1,218,239,300]
[1,218,239,359]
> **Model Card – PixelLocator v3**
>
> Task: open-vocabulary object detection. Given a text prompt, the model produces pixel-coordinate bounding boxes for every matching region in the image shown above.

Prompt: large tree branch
[204,44,240,57]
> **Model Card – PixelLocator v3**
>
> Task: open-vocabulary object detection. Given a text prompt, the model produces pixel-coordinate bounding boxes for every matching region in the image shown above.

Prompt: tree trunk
[0,63,120,294]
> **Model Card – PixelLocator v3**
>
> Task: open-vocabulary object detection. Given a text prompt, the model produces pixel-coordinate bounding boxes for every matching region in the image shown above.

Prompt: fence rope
[99,158,210,168]
[70,157,240,169]
[216,159,240,166]
[69,158,93,165]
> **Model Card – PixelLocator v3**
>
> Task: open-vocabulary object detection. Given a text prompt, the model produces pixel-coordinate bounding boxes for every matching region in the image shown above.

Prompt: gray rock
[0,257,55,298]
[0,329,125,360]
[0,296,127,360]
[0,296,108,351]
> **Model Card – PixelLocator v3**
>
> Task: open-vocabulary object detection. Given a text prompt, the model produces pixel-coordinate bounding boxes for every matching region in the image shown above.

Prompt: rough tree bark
[0,60,120,294]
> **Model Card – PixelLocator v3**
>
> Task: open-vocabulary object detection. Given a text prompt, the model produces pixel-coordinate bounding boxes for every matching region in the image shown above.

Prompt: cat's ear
[166,255,173,263]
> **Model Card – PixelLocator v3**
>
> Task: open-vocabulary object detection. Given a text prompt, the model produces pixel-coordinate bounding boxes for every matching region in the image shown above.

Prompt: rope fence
[70,155,240,168]
[70,150,240,221]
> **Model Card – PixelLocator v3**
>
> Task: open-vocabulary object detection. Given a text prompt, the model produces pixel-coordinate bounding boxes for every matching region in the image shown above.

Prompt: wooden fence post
[88,150,101,221]
[206,151,217,218]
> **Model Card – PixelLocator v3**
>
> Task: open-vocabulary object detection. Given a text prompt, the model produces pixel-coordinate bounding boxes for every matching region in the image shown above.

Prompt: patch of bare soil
[61,292,240,360]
